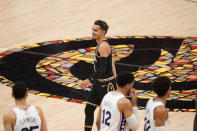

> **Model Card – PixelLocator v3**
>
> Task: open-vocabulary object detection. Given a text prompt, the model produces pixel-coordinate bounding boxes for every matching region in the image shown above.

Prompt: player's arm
[96,41,111,78]
[118,98,139,131]
[36,106,48,131]
[154,106,168,130]
[96,106,102,130]
[112,60,117,77]
[3,111,15,131]
[98,41,111,58]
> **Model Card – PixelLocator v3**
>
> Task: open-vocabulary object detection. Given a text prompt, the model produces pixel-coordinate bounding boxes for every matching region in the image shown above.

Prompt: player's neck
[116,88,127,96]
[96,36,106,45]
[155,96,167,104]
[15,99,28,108]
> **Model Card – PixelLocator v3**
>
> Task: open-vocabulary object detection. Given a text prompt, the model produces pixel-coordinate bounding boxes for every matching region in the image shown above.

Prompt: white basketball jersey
[12,105,41,131]
[100,91,129,131]
[144,98,170,131]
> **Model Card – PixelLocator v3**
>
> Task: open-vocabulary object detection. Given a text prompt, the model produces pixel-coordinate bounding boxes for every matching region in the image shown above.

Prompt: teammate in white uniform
[144,76,171,131]
[96,71,139,131]
[3,81,48,131]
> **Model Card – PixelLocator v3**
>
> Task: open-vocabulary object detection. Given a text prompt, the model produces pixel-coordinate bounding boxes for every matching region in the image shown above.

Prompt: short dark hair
[94,20,109,34]
[12,81,27,99]
[151,76,171,97]
[116,71,134,87]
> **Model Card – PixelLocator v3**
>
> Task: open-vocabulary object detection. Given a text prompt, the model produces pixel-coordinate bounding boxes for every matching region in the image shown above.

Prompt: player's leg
[85,104,97,131]
[84,82,100,131]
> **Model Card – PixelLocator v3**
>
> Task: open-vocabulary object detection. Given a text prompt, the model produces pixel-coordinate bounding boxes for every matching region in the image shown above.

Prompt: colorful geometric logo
[0,36,196,112]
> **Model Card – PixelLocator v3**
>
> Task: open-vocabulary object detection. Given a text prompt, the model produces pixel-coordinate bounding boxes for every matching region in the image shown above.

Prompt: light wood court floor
[0,0,197,130]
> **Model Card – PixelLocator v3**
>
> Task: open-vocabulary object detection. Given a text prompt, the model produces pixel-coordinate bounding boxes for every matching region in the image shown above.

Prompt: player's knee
[85,105,95,115]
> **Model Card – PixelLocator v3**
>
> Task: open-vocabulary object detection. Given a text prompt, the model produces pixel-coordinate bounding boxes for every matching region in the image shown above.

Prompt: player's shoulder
[34,105,45,118]
[155,105,167,112]
[117,97,133,113]
[34,105,42,113]
[3,109,16,122]
[154,105,168,118]
[100,40,110,48]
[119,97,132,107]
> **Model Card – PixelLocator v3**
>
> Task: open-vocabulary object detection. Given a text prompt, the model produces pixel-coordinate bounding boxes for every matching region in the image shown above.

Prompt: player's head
[12,81,28,100]
[116,71,135,95]
[151,76,171,98]
[92,20,109,39]
[94,20,109,34]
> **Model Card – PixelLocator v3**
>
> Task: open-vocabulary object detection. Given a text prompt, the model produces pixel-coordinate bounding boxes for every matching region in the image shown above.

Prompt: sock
[85,127,92,131]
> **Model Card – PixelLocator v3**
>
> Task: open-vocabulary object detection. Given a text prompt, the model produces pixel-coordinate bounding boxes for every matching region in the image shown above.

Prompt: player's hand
[130,88,137,106]
[79,79,92,89]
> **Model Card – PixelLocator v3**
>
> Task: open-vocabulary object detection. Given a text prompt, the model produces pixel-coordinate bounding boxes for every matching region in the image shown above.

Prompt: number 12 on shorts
[102,109,111,126]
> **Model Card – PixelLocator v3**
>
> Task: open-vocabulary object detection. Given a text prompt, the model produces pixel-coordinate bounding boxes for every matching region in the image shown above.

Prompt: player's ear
[101,29,106,35]
[126,83,130,90]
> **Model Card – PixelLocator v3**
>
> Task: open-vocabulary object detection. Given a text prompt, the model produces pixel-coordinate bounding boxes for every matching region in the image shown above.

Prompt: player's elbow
[126,114,139,131]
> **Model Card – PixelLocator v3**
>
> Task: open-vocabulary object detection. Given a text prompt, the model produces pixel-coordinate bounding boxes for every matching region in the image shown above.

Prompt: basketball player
[194,90,197,131]
[3,81,48,131]
[96,71,139,131]
[144,76,171,131]
[80,20,117,131]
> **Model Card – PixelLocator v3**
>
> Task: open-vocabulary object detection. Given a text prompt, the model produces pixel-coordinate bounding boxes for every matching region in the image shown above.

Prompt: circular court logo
[0,36,196,111]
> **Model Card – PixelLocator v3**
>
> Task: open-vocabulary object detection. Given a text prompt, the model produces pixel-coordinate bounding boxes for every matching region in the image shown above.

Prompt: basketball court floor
[0,0,197,130]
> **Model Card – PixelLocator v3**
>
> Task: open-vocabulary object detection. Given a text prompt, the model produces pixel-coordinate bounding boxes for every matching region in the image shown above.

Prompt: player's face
[167,86,171,98]
[127,81,135,96]
[126,82,133,96]
[92,25,104,39]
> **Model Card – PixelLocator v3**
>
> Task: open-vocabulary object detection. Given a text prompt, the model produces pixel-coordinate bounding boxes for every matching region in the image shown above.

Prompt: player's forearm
[96,122,100,131]
[112,60,117,77]
[96,107,101,131]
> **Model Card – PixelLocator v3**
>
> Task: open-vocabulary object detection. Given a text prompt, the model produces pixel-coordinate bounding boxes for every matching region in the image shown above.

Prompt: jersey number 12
[102,109,111,126]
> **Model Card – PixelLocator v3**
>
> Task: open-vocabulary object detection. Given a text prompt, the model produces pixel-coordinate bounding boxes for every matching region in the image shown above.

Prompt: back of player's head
[94,20,109,34]
[116,71,134,88]
[151,76,171,97]
[12,81,27,99]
